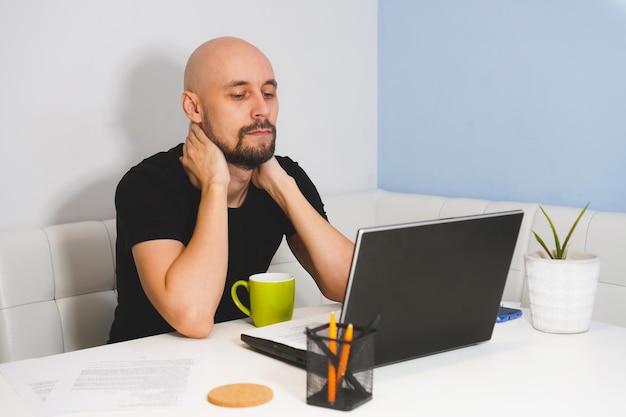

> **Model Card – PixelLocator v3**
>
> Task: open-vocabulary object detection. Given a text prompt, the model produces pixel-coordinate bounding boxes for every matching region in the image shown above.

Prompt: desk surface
[2,304,626,416]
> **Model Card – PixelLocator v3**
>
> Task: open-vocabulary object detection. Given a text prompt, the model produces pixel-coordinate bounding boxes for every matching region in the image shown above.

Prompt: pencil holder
[305,322,375,411]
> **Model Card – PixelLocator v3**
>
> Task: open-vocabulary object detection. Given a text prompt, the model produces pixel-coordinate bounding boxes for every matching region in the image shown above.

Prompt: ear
[181,91,203,123]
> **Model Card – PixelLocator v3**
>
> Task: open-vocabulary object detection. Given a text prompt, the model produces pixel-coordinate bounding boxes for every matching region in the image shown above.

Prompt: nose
[250,92,271,119]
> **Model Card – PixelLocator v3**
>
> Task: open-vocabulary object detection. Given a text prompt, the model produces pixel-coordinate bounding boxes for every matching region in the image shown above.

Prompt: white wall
[0,0,377,231]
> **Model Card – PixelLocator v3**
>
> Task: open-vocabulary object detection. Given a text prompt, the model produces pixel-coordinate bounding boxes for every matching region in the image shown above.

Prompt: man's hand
[251,156,292,195]
[180,123,230,191]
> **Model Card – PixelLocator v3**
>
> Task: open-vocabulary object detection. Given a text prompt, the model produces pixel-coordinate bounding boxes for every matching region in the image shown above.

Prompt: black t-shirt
[108,143,327,343]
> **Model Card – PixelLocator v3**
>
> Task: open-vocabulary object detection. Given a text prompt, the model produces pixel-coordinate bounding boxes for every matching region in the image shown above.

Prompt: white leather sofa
[1,189,625,363]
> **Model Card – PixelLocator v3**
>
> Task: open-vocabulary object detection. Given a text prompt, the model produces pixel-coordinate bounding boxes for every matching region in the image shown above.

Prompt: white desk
[2,304,626,416]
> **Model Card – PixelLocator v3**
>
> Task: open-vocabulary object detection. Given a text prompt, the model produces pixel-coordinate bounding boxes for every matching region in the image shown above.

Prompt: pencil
[328,311,337,403]
[336,323,353,386]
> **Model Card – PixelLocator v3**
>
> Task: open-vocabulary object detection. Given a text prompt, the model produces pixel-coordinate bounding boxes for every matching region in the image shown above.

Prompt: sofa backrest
[273,189,626,328]
[1,189,625,363]
[0,220,117,363]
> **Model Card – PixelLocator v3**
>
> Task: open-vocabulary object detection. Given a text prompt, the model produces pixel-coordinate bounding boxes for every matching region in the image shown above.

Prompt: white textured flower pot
[524,250,600,334]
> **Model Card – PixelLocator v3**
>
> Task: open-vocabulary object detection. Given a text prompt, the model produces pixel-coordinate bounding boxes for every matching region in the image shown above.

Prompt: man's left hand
[251,157,290,193]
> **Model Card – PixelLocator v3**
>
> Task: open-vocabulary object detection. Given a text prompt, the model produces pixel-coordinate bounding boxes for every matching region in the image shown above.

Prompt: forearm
[267,176,354,300]
[139,184,229,338]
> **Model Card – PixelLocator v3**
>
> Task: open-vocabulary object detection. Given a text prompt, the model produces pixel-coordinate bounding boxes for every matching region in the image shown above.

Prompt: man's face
[202,112,276,171]
[199,50,279,170]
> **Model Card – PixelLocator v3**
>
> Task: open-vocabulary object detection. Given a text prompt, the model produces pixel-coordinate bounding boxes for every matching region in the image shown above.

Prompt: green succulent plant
[532,202,590,260]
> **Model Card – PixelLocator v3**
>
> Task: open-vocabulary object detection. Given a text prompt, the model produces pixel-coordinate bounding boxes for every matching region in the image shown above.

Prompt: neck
[227,164,253,208]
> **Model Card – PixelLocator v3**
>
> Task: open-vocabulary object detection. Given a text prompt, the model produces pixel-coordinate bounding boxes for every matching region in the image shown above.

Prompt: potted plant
[524,202,600,334]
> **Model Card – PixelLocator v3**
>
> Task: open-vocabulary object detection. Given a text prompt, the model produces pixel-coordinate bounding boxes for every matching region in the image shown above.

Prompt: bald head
[180,37,279,170]
[183,37,275,93]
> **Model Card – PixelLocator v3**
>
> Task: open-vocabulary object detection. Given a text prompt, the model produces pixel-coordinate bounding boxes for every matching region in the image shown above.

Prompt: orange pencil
[336,323,353,386]
[328,311,337,403]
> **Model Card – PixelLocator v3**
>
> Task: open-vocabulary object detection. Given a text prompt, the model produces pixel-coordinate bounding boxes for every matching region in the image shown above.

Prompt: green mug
[231,272,295,327]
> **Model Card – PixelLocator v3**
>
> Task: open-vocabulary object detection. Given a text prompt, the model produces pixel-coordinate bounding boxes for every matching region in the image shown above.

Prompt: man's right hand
[180,123,230,191]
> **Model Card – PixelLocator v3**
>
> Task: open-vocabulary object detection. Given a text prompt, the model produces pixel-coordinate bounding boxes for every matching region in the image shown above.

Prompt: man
[108,37,354,343]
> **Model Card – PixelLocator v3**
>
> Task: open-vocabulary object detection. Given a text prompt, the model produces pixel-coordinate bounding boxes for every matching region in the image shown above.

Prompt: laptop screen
[340,210,524,366]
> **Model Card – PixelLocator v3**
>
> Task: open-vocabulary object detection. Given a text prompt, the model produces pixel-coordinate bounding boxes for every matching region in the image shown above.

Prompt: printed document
[0,346,203,417]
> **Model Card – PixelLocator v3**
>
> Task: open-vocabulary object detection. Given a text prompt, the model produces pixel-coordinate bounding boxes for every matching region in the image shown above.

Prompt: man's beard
[202,116,277,170]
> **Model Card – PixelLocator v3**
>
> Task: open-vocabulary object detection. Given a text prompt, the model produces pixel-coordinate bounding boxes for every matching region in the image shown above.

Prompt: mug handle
[231,280,251,317]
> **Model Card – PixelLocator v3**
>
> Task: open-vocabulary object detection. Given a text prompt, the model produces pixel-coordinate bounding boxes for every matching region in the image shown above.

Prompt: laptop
[241,210,524,368]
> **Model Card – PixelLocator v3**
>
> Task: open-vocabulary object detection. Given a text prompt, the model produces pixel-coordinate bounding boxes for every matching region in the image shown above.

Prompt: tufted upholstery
[0,220,116,363]
[1,190,625,363]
